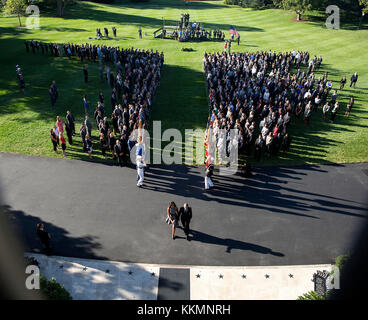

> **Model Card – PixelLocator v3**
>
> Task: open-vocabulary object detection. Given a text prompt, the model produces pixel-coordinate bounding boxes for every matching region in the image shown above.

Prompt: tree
[56,0,70,17]
[3,0,28,26]
[359,0,368,13]
[273,0,312,20]
[359,0,367,28]
[40,276,72,300]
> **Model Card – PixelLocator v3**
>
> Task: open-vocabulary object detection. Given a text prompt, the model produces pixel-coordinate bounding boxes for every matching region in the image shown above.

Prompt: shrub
[225,0,272,8]
[40,276,72,300]
[335,254,349,271]
[297,290,327,300]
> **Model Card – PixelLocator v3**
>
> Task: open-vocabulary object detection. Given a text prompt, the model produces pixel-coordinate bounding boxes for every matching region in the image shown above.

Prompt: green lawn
[0,0,367,166]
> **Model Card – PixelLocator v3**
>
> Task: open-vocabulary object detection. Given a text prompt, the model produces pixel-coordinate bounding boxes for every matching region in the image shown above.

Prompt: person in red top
[56,116,64,134]
[59,132,67,156]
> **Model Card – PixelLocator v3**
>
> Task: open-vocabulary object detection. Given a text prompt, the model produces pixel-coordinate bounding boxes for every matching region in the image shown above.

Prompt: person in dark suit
[36,223,51,255]
[179,203,192,240]
[66,110,75,135]
[49,80,58,107]
[80,123,87,152]
[114,140,124,167]
[254,134,264,161]
[65,122,73,145]
[350,72,358,88]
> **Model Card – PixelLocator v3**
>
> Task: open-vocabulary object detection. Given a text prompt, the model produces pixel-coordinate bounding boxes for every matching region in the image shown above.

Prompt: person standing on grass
[237,34,240,46]
[49,81,58,107]
[281,133,291,154]
[304,102,312,125]
[340,76,347,90]
[100,132,109,159]
[85,135,93,159]
[265,132,273,157]
[114,140,124,167]
[330,102,339,123]
[109,132,116,158]
[254,134,263,161]
[138,27,142,39]
[112,26,117,37]
[83,65,88,83]
[322,102,330,121]
[330,90,338,105]
[52,125,59,143]
[50,129,59,154]
[345,97,354,117]
[83,95,89,115]
[66,111,75,135]
[80,123,87,152]
[56,116,64,134]
[65,121,73,145]
[167,202,179,240]
[36,224,51,255]
[179,203,192,241]
[84,115,92,138]
[350,72,358,88]
[59,132,67,157]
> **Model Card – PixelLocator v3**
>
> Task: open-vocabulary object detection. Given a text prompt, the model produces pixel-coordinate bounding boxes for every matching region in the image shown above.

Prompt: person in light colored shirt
[136,156,146,187]
[322,103,330,121]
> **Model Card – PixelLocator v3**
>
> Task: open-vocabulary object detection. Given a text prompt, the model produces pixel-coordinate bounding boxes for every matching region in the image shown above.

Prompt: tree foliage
[297,290,328,300]
[359,0,368,13]
[3,0,28,26]
[273,0,312,20]
[40,276,72,300]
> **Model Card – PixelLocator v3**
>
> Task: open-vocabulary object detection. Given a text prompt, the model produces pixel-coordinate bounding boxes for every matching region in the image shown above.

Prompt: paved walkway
[1,153,368,266]
[27,253,332,300]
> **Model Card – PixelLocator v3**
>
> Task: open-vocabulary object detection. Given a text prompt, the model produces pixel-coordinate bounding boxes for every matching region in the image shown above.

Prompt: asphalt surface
[1,153,368,266]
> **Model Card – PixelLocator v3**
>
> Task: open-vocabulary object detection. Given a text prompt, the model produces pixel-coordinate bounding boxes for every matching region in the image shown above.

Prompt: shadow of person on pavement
[188,229,285,256]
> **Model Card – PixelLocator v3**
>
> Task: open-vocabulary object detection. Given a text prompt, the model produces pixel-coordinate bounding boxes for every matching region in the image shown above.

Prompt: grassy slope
[0,0,367,165]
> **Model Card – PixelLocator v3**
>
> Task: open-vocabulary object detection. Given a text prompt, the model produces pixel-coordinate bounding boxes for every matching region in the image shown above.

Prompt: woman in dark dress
[281,133,291,154]
[330,102,339,123]
[100,132,109,158]
[50,129,59,153]
[340,76,347,90]
[109,132,116,158]
[85,135,93,159]
[345,97,354,117]
[59,133,67,157]
[167,202,179,240]
[111,113,118,135]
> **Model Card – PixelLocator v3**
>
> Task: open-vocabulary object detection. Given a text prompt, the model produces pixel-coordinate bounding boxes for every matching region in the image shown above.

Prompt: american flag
[229,25,239,38]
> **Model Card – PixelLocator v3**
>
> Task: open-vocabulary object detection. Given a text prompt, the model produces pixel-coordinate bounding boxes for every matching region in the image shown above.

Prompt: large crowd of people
[40,43,164,166]
[25,37,358,183]
[203,50,356,162]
